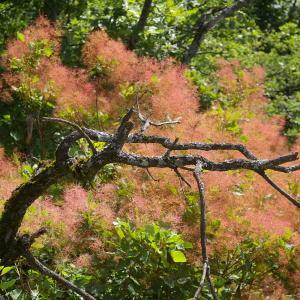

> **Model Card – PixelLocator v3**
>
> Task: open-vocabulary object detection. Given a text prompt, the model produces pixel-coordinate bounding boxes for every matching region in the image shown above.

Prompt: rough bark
[0,109,299,298]
[0,162,64,263]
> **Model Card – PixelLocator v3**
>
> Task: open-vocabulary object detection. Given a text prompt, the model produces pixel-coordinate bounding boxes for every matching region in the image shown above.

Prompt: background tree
[128,0,153,50]
[182,0,254,64]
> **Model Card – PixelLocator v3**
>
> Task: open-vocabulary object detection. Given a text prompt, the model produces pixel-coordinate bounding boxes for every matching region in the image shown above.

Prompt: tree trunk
[182,20,208,65]
[0,163,63,263]
[128,0,153,49]
[182,0,254,64]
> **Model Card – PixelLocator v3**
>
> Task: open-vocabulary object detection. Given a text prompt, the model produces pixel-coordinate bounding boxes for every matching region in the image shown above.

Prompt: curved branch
[182,0,254,64]
[43,117,97,155]
[0,115,299,298]
[0,163,64,262]
[22,248,96,300]
[193,261,207,300]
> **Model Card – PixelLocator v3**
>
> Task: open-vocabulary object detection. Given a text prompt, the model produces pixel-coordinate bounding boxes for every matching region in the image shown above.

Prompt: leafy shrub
[210,235,299,299]
[93,219,200,300]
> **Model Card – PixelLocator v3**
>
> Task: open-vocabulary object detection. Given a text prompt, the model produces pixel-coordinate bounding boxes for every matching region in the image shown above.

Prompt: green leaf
[170,250,186,263]
[46,101,55,109]
[0,279,16,289]
[31,242,44,250]
[115,227,125,239]
[0,115,11,125]
[16,32,25,42]
[183,241,193,249]
[44,47,53,57]
[0,266,13,276]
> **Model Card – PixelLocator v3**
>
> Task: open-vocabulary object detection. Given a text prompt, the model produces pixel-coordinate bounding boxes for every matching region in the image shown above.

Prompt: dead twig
[258,171,300,208]
[174,168,191,188]
[21,247,96,300]
[42,117,97,155]
[134,98,181,132]
[146,168,159,181]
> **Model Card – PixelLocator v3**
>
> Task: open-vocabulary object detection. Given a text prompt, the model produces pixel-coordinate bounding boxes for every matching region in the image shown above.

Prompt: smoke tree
[0,17,300,299]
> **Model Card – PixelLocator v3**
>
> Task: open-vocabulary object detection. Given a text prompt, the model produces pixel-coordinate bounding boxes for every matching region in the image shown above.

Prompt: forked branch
[0,110,299,298]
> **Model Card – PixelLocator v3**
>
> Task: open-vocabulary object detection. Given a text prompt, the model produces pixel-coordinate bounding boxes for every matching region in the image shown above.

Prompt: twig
[258,171,300,208]
[193,161,220,300]
[21,248,96,300]
[174,168,191,187]
[148,117,181,127]
[193,261,208,300]
[42,117,97,155]
[134,98,181,132]
[146,168,159,181]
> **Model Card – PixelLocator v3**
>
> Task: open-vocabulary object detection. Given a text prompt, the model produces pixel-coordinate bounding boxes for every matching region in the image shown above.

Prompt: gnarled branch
[0,113,299,297]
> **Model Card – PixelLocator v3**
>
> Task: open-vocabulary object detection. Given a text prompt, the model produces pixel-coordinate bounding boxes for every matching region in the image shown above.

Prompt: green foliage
[188,16,300,142]
[210,235,298,299]
[1,229,298,299]
[25,265,92,300]
[2,0,299,141]
[94,219,199,299]
[10,38,55,71]
[116,180,135,202]
[0,0,43,53]
[20,162,36,180]
[59,108,112,131]
[0,266,16,291]
[182,192,200,224]
[0,37,58,156]
[0,97,57,157]
[119,82,154,103]
[97,164,118,184]
[257,23,300,142]
[247,0,299,31]
[88,57,115,80]
[1,2,300,299]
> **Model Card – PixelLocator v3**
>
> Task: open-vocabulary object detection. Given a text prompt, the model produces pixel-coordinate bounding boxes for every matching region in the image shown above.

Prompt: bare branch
[21,247,96,300]
[148,117,181,127]
[109,108,134,151]
[134,99,181,133]
[42,117,97,155]
[193,261,208,300]
[206,273,220,300]
[28,227,47,245]
[174,168,191,188]
[146,168,159,181]
[182,0,254,64]
[0,114,299,298]
[258,171,300,208]
[193,161,219,300]
[115,151,298,173]
[128,0,153,49]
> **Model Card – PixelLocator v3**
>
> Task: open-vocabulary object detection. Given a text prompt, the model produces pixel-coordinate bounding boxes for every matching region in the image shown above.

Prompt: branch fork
[1,111,299,299]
